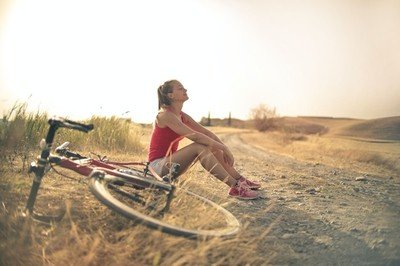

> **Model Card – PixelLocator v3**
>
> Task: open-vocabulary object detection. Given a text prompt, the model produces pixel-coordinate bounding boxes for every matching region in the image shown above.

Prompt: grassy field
[0,106,263,265]
[1,107,399,265]
[241,130,400,178]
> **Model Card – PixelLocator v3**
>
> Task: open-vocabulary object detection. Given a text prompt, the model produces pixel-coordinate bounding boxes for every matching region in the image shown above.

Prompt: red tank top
[147,112,187,162]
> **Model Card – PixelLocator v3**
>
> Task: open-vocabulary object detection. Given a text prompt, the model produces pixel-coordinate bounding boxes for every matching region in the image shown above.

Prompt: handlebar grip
[64,118,94,132]
[49,117,94,133]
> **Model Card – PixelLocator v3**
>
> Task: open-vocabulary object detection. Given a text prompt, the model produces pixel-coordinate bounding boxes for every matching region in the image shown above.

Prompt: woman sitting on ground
[148,79,261,200]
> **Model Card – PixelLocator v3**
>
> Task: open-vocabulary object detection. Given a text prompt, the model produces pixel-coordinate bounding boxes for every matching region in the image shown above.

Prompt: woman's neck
[166,102,183,115]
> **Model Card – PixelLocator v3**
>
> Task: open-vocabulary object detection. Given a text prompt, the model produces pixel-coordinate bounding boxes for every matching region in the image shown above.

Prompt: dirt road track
[216,132,400,265]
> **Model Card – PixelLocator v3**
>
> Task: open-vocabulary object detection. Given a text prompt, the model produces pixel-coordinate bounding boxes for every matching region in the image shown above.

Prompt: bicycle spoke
[107,183,146,206]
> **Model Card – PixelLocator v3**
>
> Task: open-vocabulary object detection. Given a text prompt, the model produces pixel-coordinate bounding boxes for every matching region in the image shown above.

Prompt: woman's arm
[181,112,223,143]
[160,112,234,165]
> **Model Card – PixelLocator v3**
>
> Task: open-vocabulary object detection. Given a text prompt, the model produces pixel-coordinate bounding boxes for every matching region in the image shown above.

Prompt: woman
[148,79,261,200]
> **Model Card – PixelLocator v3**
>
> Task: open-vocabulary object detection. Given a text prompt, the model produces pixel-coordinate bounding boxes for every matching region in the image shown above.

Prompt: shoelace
[240,176,261,188]
[236,180,252,191]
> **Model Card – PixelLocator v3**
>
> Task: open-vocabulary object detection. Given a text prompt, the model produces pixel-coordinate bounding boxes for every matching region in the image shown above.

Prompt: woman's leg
[161,143,238,187]
[210,149,242,180]
[211,148,261,189]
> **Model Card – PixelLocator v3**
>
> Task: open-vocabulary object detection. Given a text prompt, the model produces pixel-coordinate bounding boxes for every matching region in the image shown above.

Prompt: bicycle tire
[89,174,240,238]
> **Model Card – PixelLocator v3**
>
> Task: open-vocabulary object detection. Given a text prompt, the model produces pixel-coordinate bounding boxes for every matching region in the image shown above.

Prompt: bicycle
[23,117,240,239]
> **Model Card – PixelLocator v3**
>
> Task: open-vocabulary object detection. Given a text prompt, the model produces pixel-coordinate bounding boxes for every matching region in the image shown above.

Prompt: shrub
[249,104,278,132]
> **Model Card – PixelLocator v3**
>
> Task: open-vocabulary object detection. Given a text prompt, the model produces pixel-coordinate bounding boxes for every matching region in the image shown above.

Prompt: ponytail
[157,80,176,110]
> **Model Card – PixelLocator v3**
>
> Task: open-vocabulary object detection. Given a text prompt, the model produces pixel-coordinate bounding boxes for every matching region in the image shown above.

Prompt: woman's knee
[189,143,211,155]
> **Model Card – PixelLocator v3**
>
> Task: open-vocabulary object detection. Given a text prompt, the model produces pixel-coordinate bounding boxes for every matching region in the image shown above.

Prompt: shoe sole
[243,182,261,190]
[229,195,259,200]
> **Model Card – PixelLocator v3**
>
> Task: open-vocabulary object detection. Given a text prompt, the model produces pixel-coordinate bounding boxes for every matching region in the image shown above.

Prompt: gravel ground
[193,132,400,265]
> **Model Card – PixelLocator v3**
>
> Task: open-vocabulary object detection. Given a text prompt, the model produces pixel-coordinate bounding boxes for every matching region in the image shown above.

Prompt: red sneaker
[239,176,261,190]
[228,182,259,200]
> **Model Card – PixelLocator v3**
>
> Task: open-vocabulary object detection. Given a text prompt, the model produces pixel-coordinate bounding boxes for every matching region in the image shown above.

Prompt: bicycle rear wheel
[89,174,240,238]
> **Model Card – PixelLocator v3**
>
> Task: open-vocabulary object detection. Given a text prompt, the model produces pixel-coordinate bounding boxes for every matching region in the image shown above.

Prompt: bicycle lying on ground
[23,117,240,238]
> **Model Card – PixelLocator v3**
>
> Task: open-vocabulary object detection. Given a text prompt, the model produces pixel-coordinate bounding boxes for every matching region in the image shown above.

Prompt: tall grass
[0,102,48,153]
[86,116,143,153]
[0,102,145,170]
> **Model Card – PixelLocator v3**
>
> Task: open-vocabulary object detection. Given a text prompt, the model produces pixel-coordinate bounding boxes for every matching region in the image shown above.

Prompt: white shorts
[149,157,167,177]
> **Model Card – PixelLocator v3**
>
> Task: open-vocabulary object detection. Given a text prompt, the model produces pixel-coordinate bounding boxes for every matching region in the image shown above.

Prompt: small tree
[200,112,212,126]
[249,103,278,132]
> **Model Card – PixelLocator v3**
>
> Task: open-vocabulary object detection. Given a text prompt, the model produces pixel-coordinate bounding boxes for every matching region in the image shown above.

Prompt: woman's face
[169,81,189,103]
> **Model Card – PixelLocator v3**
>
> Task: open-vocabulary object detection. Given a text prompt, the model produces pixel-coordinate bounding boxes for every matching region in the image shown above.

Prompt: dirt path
[218,132,400,265]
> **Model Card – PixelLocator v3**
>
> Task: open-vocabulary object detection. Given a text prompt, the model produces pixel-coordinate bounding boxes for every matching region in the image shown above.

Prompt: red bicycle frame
[56,157,170,190]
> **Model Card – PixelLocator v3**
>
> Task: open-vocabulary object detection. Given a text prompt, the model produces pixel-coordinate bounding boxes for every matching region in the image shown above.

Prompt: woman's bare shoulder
[156,109,177,127]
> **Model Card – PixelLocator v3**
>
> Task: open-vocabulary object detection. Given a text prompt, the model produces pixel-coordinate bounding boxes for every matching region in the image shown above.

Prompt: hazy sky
[1,0,399,123]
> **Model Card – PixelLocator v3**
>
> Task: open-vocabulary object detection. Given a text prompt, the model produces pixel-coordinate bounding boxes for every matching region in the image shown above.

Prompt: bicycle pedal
[162,176,171,183]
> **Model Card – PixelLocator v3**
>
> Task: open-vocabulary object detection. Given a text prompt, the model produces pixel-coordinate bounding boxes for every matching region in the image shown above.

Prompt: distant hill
[337,116,400,141]
[199,117,252,128]
[200,116,329,135]
[200,115,400,141]
[278,117,329,135]
[296,116,362,135]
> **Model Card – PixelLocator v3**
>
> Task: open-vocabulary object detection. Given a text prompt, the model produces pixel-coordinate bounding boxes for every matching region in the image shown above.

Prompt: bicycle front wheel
[89,174,240,239]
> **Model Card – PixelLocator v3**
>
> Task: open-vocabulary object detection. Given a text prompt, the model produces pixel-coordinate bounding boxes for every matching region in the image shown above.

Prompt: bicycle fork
[25,158,47,214]
[23,120,63,223]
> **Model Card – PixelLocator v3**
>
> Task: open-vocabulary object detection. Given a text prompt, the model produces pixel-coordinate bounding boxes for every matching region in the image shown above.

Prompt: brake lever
[89,152,108,162]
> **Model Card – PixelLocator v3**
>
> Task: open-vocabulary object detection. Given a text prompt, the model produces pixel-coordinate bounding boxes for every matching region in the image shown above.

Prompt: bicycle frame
[23,117,173,224]
[56,157,172,191]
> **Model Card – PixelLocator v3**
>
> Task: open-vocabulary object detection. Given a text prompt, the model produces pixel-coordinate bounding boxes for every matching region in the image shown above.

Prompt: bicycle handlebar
[49,117,94,133]
[55,142,86,159]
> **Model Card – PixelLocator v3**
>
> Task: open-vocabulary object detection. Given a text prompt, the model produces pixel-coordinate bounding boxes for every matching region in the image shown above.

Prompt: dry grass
[338,116,400,140]
[3,106,397,265]
[0,106,270,265]
[0,160,269,265]
[239,115,400,177]
[0,103,145,172]
[241,130,400,177]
